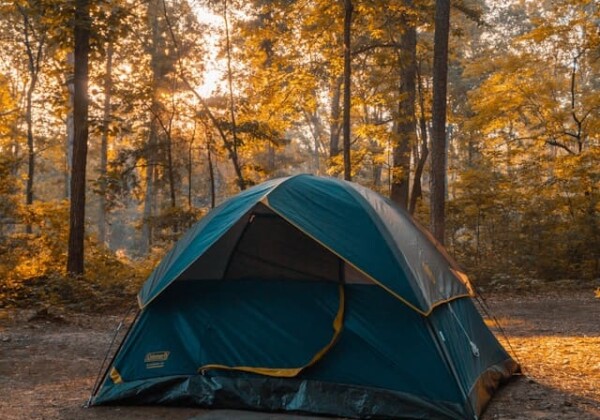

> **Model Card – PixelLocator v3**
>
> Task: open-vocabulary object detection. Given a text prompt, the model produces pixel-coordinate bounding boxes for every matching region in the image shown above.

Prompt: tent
[91,174,518,419]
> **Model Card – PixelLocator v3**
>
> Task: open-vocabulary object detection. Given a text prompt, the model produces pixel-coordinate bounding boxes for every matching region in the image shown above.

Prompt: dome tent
[91,174,518,419]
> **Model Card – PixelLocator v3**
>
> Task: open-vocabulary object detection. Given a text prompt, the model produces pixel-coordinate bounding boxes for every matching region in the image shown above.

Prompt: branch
[452,2,485,26]
[352,42,401,56]
[160,0,246,189]
[562,130,580,139]
[546,139,575,154]
[0,108,18,117]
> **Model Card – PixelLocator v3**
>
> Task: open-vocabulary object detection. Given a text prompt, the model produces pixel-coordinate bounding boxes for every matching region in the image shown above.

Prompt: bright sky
[191,1,226,98]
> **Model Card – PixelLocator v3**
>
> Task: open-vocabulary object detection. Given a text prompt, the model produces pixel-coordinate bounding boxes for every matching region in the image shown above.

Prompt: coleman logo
[144,351,170,368]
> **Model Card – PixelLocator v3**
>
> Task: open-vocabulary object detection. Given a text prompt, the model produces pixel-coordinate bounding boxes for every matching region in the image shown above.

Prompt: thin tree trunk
[267,140,275,171]
[223,0,240,171]
[159,1,246,190]
[141,112,158,253]
[10,83,20,177]
[409,62,429,215]
[390,10,416,208]
[65,51,75,200]
[303,109,323,174]
[25,71,36,219]
[207,135,216,209]
[19,7,45,233]
[187,120,197,209]
[329,76,342,158]
[165,112,176,209]
[67,0,90,275]
[430,0,451,244]
[65,77,74,199]
[142,0,164,253]
[182,76,246,190]
[342,0,353,181]
[98,40,113,245]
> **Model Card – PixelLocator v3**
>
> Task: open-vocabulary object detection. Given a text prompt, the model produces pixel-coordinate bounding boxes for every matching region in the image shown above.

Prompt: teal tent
[91,174,518,419]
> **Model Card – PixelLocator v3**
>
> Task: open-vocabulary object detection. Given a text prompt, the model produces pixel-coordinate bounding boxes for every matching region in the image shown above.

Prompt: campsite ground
[0,287,599,420]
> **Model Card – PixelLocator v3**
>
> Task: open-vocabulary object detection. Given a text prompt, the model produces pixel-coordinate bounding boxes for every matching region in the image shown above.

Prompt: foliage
[447,0,600,282]
[0,0,598,310]
[0,201,153,311]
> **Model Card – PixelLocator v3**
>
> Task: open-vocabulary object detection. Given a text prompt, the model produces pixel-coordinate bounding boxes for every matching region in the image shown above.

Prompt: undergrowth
[0,201,159,312]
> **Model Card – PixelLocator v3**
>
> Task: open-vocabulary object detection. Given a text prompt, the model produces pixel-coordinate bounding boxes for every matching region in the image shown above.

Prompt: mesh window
[224,205,340,282]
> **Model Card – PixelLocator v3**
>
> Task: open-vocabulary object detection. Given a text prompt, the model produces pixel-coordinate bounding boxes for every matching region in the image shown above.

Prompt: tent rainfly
[91,174,519,419]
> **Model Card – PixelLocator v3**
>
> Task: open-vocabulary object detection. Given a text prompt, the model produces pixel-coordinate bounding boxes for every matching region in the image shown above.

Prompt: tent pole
[86,306,140,407]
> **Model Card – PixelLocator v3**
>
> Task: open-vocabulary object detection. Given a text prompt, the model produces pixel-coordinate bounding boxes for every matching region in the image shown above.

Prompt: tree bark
[98,39,113,245]
[390,9,417,209]
[223,0,241,182]
[430,0,451,244]
[409,61,429,215]
[67,0,90,275]
[18,7,45,233]
[165,112,177,209]
[25,68,37,214]
[342,0,353,181]
[207,131,216,209]
[65,53,74,200]
[141,0,160,253]
[329,76,342,159]
[187,120,197,209]
[141,105,159,254]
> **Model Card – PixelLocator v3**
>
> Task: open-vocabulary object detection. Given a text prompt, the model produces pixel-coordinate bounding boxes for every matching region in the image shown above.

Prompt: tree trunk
[409,62,429,215]
[67,0,90,275]
[303,109,323,174]
[430,0,451,245]
[342,0,353,181]
[390,10,416,209]
[24,70,36,231]
[329,76,342,159]
[141,112,158,254]
[207,132,216,209]
[65,52,74,200]
[98,40,113,245]
[19,7,44,233]
[165,121,177,234]
[141,0,164,253]
[223,0,241,183]
[187,120,196,209]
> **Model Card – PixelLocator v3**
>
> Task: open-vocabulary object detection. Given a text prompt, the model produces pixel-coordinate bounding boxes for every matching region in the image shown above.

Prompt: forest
[0,2,600,419]
[0,0,598,308]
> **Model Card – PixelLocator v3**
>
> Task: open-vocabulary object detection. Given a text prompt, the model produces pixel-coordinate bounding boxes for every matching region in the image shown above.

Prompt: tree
[342,0,353,181]
[390,1,417,208]
[430,0,451,244]
[97,3,120,245]
[66,0,90,275]
[14,2,47,233]
[408,56,429,215]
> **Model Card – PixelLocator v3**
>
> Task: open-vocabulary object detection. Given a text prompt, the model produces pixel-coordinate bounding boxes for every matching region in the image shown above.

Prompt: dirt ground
[0,290,598,420]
